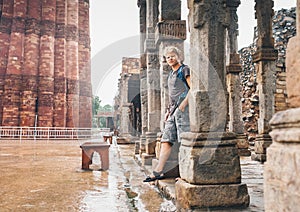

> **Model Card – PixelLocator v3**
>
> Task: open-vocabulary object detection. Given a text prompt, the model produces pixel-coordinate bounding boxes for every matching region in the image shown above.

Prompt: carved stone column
[141,0,160,165]
[226,0,250,156]
[137,0,147,157]
[265,2,300,209]
[53,0,67,127]
[118,73,131,138]
[175,0,249,209]
[251,0,277,162]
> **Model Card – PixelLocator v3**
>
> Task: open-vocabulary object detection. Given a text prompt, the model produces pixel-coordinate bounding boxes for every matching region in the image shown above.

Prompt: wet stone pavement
[0,138,264,211]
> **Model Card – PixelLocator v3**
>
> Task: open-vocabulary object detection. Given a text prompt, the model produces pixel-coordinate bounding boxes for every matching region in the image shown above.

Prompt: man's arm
[178,75,190,111]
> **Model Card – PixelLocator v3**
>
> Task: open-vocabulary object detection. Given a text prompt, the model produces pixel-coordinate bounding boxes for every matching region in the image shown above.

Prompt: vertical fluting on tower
[66,0,79,127]
[0,0,13,125]
[2,0,27,126]
[78,0,92,128]
[53,0,67,127]
[20,0,41,127]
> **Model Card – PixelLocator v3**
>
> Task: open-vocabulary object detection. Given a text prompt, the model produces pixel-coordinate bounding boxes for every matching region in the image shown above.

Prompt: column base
[141,153,156,166]
[236,134,251,156]
[251,152,266,162]
[139,135,146,156]
[175,178,249,209]
[145,132,158,154]
[252,134,272,162]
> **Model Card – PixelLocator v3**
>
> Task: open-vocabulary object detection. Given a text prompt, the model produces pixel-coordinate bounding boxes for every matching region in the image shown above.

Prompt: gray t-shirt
[168,64,190,111]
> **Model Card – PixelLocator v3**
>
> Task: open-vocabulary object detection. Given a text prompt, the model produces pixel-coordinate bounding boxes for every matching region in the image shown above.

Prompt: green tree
[92,96,101,116]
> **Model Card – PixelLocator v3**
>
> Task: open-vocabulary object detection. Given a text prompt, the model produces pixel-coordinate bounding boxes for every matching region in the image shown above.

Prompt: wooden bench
[80,142,110,170]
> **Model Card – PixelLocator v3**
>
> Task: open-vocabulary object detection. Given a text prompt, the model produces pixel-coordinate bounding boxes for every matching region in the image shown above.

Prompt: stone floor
[0,139,264,211]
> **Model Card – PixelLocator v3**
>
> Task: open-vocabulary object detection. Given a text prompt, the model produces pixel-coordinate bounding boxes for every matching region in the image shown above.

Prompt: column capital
[253,47,278,62]
[227,53,242,73]
[155,20,186,44]
[193,0,229,29]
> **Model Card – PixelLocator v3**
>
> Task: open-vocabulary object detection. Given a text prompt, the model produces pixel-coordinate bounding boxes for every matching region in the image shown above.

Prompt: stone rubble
[239,7,296,143]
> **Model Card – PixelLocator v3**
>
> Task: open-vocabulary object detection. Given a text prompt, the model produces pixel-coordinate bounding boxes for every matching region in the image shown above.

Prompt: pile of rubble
[239,7,296,143]
[273,7,297,67]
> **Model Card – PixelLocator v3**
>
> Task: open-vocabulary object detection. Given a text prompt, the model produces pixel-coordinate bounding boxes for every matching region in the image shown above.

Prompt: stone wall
[0,0,92,128]
[239,7,296,142]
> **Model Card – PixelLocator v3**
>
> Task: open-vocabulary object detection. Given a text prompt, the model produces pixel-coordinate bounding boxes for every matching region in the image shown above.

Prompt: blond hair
[164,46,182,62]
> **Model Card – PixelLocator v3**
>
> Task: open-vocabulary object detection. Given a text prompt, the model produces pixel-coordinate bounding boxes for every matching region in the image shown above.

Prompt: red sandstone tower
[0,0,92,128]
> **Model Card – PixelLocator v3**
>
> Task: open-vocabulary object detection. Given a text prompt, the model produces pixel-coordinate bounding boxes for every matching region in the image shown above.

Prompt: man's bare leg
[153,142,172,173]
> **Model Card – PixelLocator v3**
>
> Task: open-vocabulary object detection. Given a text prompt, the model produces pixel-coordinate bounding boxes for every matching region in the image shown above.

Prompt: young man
[143,46,191,182]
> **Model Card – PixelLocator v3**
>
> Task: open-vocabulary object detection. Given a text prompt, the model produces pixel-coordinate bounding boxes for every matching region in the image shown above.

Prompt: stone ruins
[0,0,299,210]
[117,0,300,210]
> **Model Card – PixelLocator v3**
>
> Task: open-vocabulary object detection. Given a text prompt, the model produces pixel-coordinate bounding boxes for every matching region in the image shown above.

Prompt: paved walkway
[0,139,264,211]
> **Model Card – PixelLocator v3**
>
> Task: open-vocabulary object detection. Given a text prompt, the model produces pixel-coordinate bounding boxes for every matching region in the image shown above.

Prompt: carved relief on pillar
[193,0,229,29]
[155,20,186,43]
[226,0,240,53]
[254,0,274,49]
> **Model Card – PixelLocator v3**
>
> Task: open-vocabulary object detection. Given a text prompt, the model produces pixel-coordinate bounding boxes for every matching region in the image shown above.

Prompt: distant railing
[0,126,112,141]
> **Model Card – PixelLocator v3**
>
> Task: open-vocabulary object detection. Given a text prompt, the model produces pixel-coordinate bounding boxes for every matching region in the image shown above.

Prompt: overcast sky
[90,0,296,105]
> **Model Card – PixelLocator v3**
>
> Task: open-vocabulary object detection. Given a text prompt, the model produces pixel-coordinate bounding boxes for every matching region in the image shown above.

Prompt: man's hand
[178,98,188,112]
[164,111,170,121]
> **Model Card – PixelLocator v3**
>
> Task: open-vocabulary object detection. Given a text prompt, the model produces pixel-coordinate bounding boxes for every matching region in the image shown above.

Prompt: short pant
[161,106,190,145]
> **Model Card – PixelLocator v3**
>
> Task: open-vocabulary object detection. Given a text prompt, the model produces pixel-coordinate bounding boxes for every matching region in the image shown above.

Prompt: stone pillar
[66,0,79,127]
[118,73,131,137]
[20,0,41,127]
[265,2,300,208]
[0,0,13,125]
[120,104,132,137]
[53,0,67,127]
[2,0,27,126]
[137,0,147,157]
[175,0,249,209]
[251,0,277,162]
[78,0,92,128]
[226,0,250,156]
[158,0,181,21]
[142,0,160,165]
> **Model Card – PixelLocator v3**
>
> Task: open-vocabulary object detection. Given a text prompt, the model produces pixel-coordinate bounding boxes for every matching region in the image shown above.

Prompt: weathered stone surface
[264,142,300,212]
[253,135,272,154]
[188,90,214,132]
[270,108,300,143]
[175,179,249,209]
[179,132,241,184]
[286,36,300,108]
[179,143,241,184]
[145,135,157,154]
[141,152,155,166]
[155,20,186,43]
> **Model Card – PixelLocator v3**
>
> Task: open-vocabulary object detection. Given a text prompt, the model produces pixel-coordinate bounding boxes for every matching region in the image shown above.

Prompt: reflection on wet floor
[0,140,167,211]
